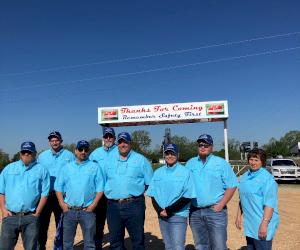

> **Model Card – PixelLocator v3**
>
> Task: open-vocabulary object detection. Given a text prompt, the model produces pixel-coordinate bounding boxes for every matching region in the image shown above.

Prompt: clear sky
[1,1,299,157]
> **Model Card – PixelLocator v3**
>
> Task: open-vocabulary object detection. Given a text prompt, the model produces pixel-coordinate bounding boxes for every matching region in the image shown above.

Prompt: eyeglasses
[103,134,114,139]
[21,150,33,155]
[77,147,89,152]
[198,143,210,148]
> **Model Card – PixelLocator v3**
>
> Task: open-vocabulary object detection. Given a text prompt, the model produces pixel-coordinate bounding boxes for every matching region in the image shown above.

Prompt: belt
[11,211,35,216]
[192,205,214,210]
[109,195,143,204]
[68,206,87,211]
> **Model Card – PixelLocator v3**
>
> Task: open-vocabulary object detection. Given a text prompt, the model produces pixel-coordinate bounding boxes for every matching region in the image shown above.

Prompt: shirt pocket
[126,165,142,178]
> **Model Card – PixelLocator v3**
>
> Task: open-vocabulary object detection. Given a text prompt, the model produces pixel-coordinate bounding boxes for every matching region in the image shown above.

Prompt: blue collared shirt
[146,163,196,217]
[0,160,50,212]
[38,148,75,191]
[89,144,118,167]
[186,154,238,207]
[239,167,280,240]
[54,159,104,207]
[103,150,153,199]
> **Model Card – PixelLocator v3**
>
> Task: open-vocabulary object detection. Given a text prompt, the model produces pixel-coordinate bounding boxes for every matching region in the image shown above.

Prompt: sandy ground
[2,184,299,250]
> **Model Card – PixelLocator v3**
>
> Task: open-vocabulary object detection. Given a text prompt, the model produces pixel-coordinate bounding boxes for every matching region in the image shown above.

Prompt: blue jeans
[246,236,273,250]
[0,214,39,250]
[107,196,145,250]
[95,195,108,250]
[189,206,228,250]
[63,209,96,250]
[159,215,187,250]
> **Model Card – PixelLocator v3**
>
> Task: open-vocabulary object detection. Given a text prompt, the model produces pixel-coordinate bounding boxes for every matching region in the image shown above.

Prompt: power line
[0,31,299,77]
[1,45,299,93]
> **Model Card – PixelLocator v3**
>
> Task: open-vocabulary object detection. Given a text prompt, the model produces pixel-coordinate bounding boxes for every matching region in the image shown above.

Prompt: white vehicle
[266,158,300,181]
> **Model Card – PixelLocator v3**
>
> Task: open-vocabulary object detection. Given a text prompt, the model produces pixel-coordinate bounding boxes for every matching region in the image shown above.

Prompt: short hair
[247,148,266,166]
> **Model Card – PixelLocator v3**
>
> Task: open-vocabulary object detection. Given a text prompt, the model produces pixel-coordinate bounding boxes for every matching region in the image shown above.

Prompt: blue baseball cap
[164,144,178,154]
[76,140,90,149]
[197,134,213,145]
[103,127,115,137]
[48,131,62,141]
[20,141,37,153]
[117,132,132,143]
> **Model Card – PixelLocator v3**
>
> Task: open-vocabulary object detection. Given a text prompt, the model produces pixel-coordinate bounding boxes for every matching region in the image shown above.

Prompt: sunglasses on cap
[103,134,114,139]
[77,147,89,152]
[198,143,210,148]
[20,150,33,155]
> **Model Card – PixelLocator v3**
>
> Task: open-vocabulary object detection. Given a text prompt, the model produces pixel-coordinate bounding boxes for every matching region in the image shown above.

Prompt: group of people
[0,128,279,250]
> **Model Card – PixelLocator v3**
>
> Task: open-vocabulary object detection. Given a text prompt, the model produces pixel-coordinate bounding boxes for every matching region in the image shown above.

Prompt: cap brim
[197,139,212,144]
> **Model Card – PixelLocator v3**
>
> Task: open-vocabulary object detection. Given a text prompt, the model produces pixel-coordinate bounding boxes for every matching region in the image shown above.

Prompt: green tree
[0,149,10,169]
[131,130,151,155]
[263,138,289,157]
[214,139,241,160]
[88,138,102,152]
[280,130,300,149]
[171,135,196,162]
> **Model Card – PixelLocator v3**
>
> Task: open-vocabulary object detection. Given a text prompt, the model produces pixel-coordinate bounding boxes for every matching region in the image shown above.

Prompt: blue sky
[1,1,299,157]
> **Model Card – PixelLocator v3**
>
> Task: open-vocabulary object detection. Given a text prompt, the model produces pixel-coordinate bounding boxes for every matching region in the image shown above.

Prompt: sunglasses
[21,150,33,155]
[77,147,89,152]
[198,143,210,148]
[103,134,114,139]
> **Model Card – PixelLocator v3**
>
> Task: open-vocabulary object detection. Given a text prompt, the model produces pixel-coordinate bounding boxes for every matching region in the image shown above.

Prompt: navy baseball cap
[76,140,90,149]
[197,134,213,145]
[20,141,37,153]
[164,144,178,154]
[48,131,62,140]
[103,127,115,137]
[117,132,132,143]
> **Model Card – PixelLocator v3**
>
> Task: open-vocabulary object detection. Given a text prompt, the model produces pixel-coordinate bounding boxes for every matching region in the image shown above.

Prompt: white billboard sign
[98,100,228,127]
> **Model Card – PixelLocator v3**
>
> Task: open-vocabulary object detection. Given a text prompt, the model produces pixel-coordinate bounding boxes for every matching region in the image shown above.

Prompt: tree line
[1,130,299,170]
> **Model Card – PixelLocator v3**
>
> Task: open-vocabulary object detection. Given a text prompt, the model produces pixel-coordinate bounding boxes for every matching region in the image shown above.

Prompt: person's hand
[160,209,168,217]
[1,208,12,218]
[258,221,268,240]
[212,203,224,212]
[85,204,96,212]
[61,203,69,213]
[33,212,40,217]
[235,214,242,230]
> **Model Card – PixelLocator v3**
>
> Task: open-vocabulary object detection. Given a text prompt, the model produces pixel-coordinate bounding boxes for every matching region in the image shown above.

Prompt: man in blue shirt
[55,140,104,250]
[186,134,238,250]
[89,127,118,250]
[103,132,153,250]
[0,142,50,250]
[38,131,75,250]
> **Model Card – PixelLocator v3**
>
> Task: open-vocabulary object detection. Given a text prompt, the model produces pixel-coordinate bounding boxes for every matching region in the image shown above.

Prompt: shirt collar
[51,147,64,156]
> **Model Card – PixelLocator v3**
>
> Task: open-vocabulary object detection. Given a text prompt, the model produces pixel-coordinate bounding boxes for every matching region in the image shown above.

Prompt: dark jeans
[63,209,96,250]
[107,196,145,250]
[95,195,107,250]
[0,214,39,250]
[38,192,63,250]
[246,236,273,250]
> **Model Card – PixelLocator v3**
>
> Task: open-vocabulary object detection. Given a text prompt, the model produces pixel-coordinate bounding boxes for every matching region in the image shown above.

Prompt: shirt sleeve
[96,164,105,192]
[221,160,238,189]
[54,168,65,192]
[182,171,196,198]
[41,168,50,197]
[142,157,153,185]
[0,168,6,194]
[262,177,278,209]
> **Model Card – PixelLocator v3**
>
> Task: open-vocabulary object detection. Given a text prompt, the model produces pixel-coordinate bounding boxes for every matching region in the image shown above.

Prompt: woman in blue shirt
[236,148,279,250]
[147,144,195,250]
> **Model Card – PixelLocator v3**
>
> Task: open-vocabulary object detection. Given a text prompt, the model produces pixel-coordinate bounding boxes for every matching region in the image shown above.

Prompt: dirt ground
[3,184,300,250]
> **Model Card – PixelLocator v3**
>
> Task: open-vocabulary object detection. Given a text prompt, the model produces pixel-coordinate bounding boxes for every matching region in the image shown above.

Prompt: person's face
[103,133,115,148]
[118,139,131,156]
[20,151,36,166]
[248,156,262,172]
[49,137,62,151]
[75,147,89,162]
[197,141,213,158]
[164,151,177,166]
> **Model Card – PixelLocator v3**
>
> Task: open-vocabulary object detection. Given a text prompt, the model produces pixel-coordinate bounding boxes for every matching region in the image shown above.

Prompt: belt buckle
[118,197,131,203]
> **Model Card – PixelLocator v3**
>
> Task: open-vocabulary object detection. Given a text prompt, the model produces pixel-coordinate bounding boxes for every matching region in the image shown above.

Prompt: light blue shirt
[55,159,104,207]
[239,167,280,240]
[186,154,238,207]
[89,144,118,167]
[147,163,196,217]
[38,148,75,191]
[0,160,50,212]
[103,150,153,199]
